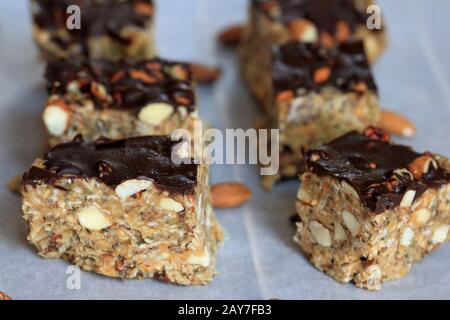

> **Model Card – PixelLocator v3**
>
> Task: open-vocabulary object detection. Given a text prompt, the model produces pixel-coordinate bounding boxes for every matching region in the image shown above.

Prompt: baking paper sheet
[0,0,449,299]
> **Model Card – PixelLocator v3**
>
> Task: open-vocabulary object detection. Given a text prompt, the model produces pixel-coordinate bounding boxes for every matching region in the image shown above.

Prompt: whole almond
[218,25,244,47]
[191,63,221,84]
[0,291,12,300]
[378,110,416,137]
[211,182,251,208]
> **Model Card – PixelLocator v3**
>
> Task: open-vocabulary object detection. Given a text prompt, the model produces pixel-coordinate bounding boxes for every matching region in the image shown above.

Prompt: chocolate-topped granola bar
[30,0,155,61]
[43,57,198,146]
[295,127,450,290]
[238,0,387,88]
[21,135,223,285]
[260,41,380,189]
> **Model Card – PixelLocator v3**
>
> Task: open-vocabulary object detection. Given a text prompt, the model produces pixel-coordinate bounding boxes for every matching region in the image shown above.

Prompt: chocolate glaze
[254,0,377,34]
[272,41,377,94]
[22,136,198,194]
[305,129,450,214]
[45,58,196,113]
[33,0,153,54]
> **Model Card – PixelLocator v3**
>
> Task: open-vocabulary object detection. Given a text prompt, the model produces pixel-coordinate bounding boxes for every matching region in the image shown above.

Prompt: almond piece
[309,220,332,247]
[432,225,449,244]
[378,110,416,137]
[289,19,318,43]
[408,155,438,180]
[276,90,294,102]
[43,105,69,136]
[320,31,335,48]
[187,249,211,267]
[78,206,112,231]
[400,227,415,247]
[0,291,12,300]
[342,211,361,236]
[314,66,331,84]
[134,2,154,16]
[218,24,244,47]
[334,222,348,242]
[335,20,351,42]
[400,190,416,208]
[115,179,152,199]
[191,63,221,84]
[130,70,157,84]
[211,182,251,208]
[138,102,174,126]
[159,198,184,212]
[411,208,431,226]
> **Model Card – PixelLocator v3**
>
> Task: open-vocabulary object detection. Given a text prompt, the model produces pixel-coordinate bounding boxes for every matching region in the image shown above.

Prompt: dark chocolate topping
[305,128,450,214]
[45,58,196,112]
[254,0,375,34]
[272,41,377,94]
[33,0,153,54]
[22,136,198,194]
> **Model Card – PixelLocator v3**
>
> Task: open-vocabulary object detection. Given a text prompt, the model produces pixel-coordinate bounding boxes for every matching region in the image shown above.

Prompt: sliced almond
[400,227,415,247]
[309,220,332,247]
[297,187,312,204]
[408,155,438,180]
[378,110,416,137]
[138,102,174,126]
[276,90,294,103]
[134,2,154,16]
[411,208,431,226]
[115,179,152,199]
[218,24,244,47]
[432,225,449,244]
[187,249,211,267]
[334,222,348,242]
[289,19,318,43]
[159,198,184,212]
[78,206,112,231]
[400,190,416,208]
[191,63,221,84]
[211,182,251,208]
[43,105,69,136]
[342,211,361,236]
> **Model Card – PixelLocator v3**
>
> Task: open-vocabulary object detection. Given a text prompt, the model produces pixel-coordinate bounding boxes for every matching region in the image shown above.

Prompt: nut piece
[0,291,11,300]
[115,179,152,199]
[400,227,415,247]
[378,110,416,137]
[191,63,221,84]
[218,24,244,47]
[187,249,211,267]
[211,182,252,208]
[342,211,361,236]
[78,206,112,231]
[309,220,332,247]
[43,105,69,136]
[432,225,449,244]
[410,208,431,226]
[333,222,348,242]
[400,190,416,208]
[313,66,331,84]
[289,19,318,43]
[408,155,438,180]
[159,198,184,212]
[138,103,174,126]
[297,187,313,204]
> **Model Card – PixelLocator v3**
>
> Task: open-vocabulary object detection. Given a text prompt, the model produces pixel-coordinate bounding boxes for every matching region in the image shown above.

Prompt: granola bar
[239,0,387,92]
[295,127,450,290]
[21,135,223,285]
[259,41,380,189]
[43,57,198,147]
[30,0,155,61]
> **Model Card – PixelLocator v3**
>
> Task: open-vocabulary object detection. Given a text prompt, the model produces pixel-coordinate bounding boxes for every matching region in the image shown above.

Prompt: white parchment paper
[0,0,449,299]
